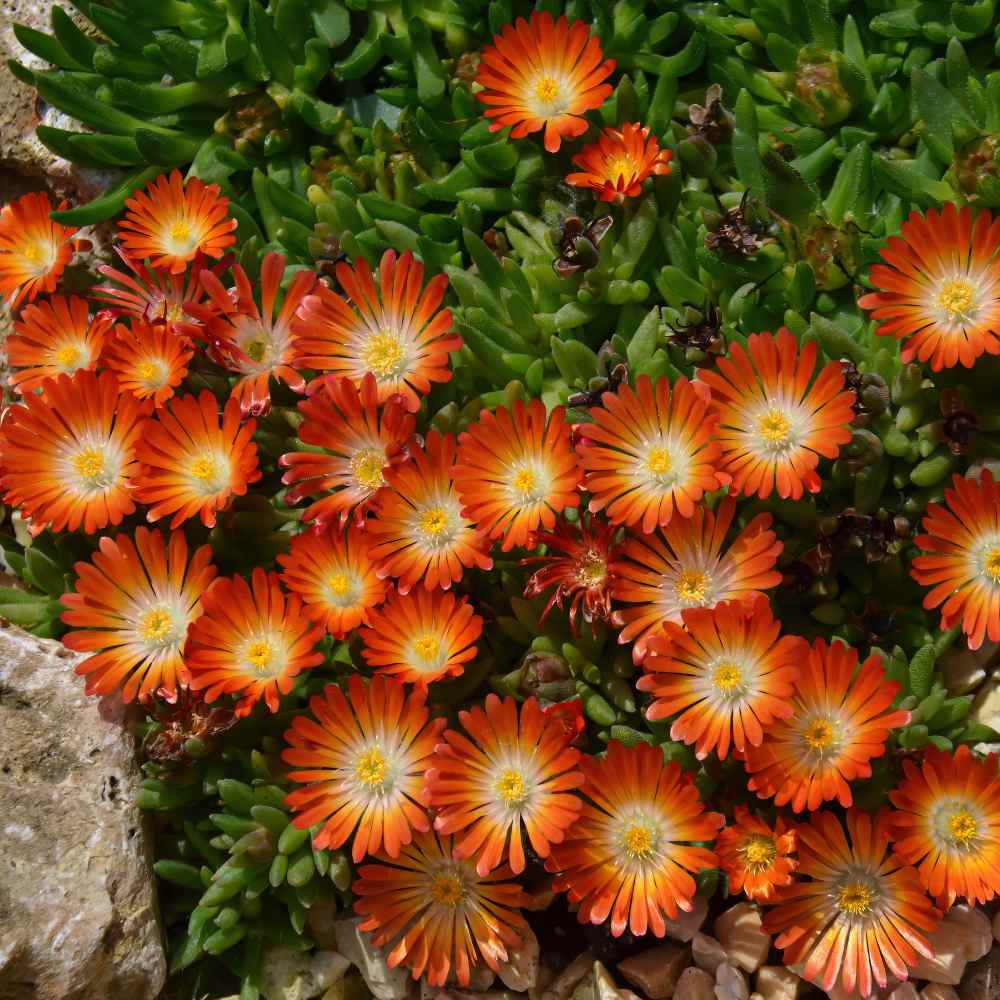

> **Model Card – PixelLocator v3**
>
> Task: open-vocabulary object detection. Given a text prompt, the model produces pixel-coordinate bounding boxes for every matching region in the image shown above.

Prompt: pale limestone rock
[333,918,411,1000]
[754,965,801,1000]
[994,907,1000,945]
[497,925,539,991]
[944,905,992,960]
[692,934,726,974]
[920,986,960,1000]
[886,984,919,1000]
[939,646,986,696]
[713,903,771,974]
[0,627,166,1000]
[715,962,749,1000]
[571,962,638,1000]
[674,967,714,1000]
[617,942,690,999]
[543,952,596,1000]
[665,894,710,942]
[261,947,351,1000]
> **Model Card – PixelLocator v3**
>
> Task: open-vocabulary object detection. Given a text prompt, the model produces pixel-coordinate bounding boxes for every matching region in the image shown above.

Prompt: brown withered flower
[553,214,614,278]
[687,84,734,145]
[143,688,237,764]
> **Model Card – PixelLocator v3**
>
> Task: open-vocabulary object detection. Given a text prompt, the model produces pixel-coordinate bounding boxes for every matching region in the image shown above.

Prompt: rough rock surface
[0,625,165,999]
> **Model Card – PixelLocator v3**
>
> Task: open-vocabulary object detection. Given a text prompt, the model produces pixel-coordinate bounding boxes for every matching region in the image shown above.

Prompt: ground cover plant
[4,0,1000,997]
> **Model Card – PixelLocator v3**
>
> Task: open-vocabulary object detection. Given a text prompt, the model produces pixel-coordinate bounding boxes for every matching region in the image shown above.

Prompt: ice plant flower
[889,744,1000,907]
[93,246,223,334]
[697,329,856,500]
[102,320,193,407]
[546,740,723,936]
[455,400,581,551]
[280,373,415,527]
[763,810,939,998]
[858,202,1000,370]
[426,694,584,875]
[277,523,388,638]
[637,598,803,760]
[715,806,796,901]
[0,370,148,534]
[566,123,673,202]
[60,528,217,702]
[188,251,317,416]
[6,295,109,393]
[367,430,493,593]
[134,391,261,529]
[360,588,482,687]
[576,375,727,533]
[295,250,460,411]
[475,11,615,153]
[186,568,324,717]
[522,514,624,633]
[118,170,237,273]
[283,674,445,860]
[0,191,82,307]
[910,471,1000,649]
[743,640,910,812]
[353,829,529,987]
[612,499,783,661]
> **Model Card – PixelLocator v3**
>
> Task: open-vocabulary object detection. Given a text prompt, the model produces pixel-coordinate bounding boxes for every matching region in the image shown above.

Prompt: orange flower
[427,694,584,875]
[889,744,1000,907]
[763,810,939,998]
[522,514,624,633]
[637,598,803,760]
[0,191,82,308]
[360,588,482,688]
[118,170,237,273]
[0,370,148,534]
[188,251,316,416]
[353,829,529,987]
[910,471,1000,650]
[93,246,225,335]
[277,523,388,638]
[576,375,727,533]
[186,568,324,717]
[697,329,856,500]
[716,807,796,902]
[294,250,460,411]
[133,391,261,529]
[60,528,216,701]
[367,430,493,593]
[283,675,444,860]
[6,295,109,393]
[566,123,673,202]
[102,320,193,407]
[858,202,1000,370]
[476,11,615,153]
[612,499,783,661]
[280,373,415,527]
[546,740,723,937]
[743,640,910,812]
[455,400,581,551]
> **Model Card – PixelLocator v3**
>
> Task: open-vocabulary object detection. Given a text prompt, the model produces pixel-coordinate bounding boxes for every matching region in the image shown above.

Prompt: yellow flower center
[741,834,777,871]
[937,278,975,319]
[169,220,192,243]
[608,155,633,180]
[355,747,388,788]
[246,639,274,672]
[646,446,673,477]
[712,661,743,695]
[495,768,527,807]
[328,573,351,596]
[534,76,560,103]
[576,548,606,587]
[191,456,217,481]
[983,547,1000,582]
[73,447,107,481]
[623,823,656,860]
[946,809,979,848]
[137,361,158,381]
[413,634,440,661]
[757,408,791,444]
[55,345,81,368]
[512,467,536,495]
[138,607,174,643]
[803,718,837,752]
[350,449,385,492]
[837,881,876,916]
[22,241,43,264]
[362,330,406,379]
[430,872,464,907]
[675,569,708,604]
[419,506,450,538]
[245,339,268,363]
